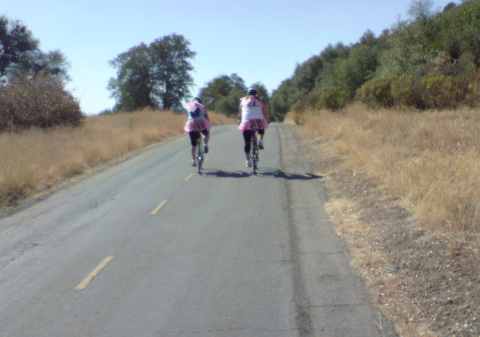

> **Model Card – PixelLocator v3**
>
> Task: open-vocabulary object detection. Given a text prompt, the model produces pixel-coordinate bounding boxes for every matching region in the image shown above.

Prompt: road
[0,123,397,336]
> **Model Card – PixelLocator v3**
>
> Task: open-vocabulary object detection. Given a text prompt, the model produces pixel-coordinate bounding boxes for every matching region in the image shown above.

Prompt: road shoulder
[294,124,480,337]
[277,124,398,337]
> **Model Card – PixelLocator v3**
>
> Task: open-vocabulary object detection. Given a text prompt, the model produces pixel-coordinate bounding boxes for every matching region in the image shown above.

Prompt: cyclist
[184,97,211,166]
[238,88,269,167]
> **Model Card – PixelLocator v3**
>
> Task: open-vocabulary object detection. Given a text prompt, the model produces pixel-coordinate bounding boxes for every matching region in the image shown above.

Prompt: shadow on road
[201,168,323,180]
[256,168,323,180]
[203,170,251,178]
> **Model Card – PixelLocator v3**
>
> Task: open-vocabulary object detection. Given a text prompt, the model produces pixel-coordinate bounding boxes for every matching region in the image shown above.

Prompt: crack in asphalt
[155,327,307,335]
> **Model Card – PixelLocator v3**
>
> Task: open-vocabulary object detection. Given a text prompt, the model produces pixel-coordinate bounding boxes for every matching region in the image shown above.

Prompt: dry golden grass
[290,103,480,232]
[291,103,480,336]
[0,109,235,212]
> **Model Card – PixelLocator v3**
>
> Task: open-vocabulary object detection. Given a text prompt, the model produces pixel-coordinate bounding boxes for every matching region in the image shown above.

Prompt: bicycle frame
[249,130,259,175]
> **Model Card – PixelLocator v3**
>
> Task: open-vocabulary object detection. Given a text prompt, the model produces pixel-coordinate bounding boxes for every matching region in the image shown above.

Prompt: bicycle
[248,129,260,175]
[195,131,205,175]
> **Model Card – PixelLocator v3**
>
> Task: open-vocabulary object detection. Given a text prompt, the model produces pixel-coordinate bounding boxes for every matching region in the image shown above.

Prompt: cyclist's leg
[258,128,265,149]
[189,132,200,163]
[202,130,209,145]
[202,130,210,153]
[243,130,253,160]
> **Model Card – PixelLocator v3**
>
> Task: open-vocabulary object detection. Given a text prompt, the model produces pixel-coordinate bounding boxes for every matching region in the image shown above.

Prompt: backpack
[243,97,257,108]
[190,103,202,118]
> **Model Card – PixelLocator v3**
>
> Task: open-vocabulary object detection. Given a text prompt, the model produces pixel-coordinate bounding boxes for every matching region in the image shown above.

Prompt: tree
[321,43,382,98]
[108,43,154,111]
[270,42,351,120]
[0,15,37,80]
[108,34,196,111]
[407,0,435,22]
[198,74,247,115]
[376,20,435,77]
[27,50,70,82]
[0,15,79,132]
[0,15,70,82]
[438,0,480,67]
[270,78,297,121]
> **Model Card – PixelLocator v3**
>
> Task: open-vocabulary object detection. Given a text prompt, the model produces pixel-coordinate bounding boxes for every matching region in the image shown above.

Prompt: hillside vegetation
[271,0,480,121]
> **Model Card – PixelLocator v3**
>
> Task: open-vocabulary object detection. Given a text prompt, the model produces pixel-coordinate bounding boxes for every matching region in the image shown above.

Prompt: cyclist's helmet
[193,97,203,104]
[247,88,257,95]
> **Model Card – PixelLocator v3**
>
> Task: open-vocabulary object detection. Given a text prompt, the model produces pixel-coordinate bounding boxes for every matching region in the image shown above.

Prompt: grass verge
[290,103,480,336]
[0,109,234,213]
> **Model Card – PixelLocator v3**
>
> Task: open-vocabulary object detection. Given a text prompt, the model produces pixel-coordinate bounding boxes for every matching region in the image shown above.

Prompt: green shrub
[291,99,306,113]
[304,89,323,111]
[0,72,85,131]
[357,77,395,109]
[316,87,351,111]
[465,71,480,107]
[391,73,426,109]
[422,73,469,109]
[357,71,480,110]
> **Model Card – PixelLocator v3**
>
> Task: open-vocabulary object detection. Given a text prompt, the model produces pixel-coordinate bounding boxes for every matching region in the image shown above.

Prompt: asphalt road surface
[0,123,397,336]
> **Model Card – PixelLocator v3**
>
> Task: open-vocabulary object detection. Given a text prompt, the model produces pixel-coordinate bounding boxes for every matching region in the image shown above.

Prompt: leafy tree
[0,15,78,132]
[270,78,299,121]
[377,19,436,77]
[27,50,70,81]
[270,57,324,120]
[319,42,350,64]
[436,0,480,68]
[317,42,382,100]
[407,0,435,21]
[0,15,70,82]
[271,42,355,118]
[0,15,38,79]
[108,34,196,111]
[198,74,247,115]
[108,43,153,111]
[292,56,324,96]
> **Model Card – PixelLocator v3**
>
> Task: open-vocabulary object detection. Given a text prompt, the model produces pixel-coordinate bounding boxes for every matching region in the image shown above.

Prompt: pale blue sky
[3,0,457,114]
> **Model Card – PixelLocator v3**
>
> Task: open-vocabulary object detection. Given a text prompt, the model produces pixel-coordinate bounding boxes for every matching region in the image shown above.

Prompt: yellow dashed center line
[184,173,195,181]
[75,256,115,290]
[151,200,168,215]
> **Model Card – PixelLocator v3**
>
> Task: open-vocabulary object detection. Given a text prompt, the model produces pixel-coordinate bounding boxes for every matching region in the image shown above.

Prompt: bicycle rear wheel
[253,146,258,175]
[197,134,204,174]
[250,135,257,175]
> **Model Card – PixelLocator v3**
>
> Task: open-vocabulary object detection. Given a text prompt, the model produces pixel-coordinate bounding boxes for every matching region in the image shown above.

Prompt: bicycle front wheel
[197,136,204,174]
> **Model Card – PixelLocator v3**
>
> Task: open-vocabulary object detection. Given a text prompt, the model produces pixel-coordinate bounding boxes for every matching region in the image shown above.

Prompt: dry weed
[0,109,234,212]
[297,103,480,232]
[296,104,480,336]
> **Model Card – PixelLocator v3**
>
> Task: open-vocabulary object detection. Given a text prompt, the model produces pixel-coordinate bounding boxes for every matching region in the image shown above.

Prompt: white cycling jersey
[240,97,264,120]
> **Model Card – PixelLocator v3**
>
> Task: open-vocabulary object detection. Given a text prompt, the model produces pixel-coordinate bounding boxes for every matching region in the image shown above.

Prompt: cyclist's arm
[238,103,243,122]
